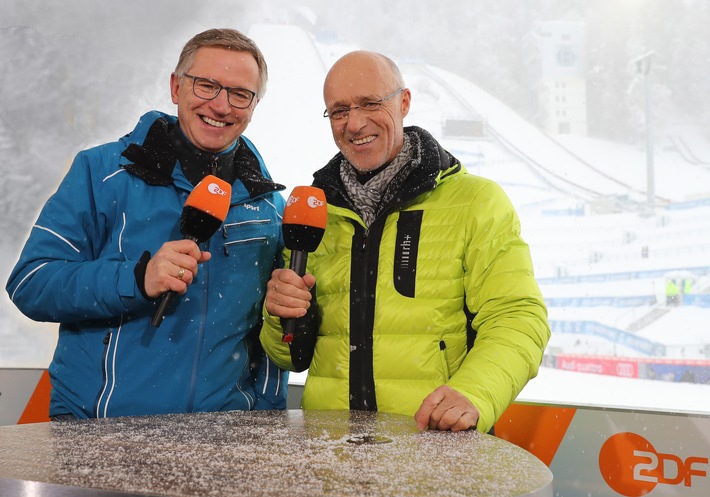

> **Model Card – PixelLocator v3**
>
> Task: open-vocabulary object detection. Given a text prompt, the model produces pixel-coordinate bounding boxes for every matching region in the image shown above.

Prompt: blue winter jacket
[6,111,288,418]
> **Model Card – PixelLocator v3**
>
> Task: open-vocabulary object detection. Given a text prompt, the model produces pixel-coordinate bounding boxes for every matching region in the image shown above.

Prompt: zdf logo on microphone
[307,195,324,208]
[599,432,708,496]
[287,194,324,209]
[208,182,228,196]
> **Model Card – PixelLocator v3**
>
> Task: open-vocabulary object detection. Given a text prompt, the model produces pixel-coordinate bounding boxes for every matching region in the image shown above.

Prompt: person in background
[259,50,550,434]
[6,28,288,419]
[681,277,693,304]
[666,279,680,306]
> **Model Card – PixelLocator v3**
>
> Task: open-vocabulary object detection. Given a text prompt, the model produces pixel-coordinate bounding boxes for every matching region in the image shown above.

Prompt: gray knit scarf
[340,134,414,227]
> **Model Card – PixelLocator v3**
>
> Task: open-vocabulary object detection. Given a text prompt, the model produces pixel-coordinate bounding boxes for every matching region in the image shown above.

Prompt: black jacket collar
[121,117,284,197]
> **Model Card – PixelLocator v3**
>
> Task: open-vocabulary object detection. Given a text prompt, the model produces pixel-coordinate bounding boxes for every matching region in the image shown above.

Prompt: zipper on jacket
[439,340,452,380]
[222,219,271,238]
[349,221,384,411]
[223,237,268,256]
[186,238,211,412]
[94,331,113,418]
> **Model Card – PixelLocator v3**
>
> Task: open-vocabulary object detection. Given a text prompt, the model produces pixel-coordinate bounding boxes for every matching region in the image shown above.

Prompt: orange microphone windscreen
[180,175,232,243]
[184,175,232,222]
[283,186,327,229]
[282,186,327,252]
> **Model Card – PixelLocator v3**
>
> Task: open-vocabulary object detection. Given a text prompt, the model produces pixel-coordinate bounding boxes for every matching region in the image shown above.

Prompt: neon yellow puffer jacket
[260,127,550,433]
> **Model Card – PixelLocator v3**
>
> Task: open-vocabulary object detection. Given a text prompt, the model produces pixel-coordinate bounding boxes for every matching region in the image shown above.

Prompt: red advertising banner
[556,354,639,378]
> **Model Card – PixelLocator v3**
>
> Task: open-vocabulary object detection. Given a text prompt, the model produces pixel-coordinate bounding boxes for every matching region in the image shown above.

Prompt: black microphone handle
[151,290,176,327]
[289,250,308,277]
[150,235,200,328]
[282,249,308,342]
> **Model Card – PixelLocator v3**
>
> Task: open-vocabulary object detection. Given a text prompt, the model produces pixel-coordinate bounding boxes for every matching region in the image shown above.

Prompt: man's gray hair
[174,28,268,98]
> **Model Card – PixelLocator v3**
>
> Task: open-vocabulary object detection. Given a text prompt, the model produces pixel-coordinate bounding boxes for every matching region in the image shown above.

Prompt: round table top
[0,409,552,497]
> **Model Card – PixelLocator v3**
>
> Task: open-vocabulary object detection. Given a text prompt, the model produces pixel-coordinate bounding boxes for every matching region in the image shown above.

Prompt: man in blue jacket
[6,28,288,419]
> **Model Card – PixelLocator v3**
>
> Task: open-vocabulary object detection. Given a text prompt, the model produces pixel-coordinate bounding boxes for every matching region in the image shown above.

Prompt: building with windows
[525,20,587,135]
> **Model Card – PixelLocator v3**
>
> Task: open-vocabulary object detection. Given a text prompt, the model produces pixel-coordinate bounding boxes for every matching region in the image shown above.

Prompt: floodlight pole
[633,51,655,214]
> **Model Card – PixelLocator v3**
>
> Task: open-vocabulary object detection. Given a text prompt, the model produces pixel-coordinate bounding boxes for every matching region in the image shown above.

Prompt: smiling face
[170,46,260,153]
[323,51,411,173]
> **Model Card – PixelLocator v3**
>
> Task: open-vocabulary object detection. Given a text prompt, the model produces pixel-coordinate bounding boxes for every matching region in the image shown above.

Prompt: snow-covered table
[0,409,552,496]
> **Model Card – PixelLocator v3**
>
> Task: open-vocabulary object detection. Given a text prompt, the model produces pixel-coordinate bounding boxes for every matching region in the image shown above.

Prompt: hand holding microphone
[144,240,209,298]
[277,186,327,343]
[150,175,232,327]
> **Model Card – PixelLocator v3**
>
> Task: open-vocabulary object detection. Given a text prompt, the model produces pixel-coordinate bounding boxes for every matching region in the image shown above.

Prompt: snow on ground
[519,366,710,414]
[640,307,710,345]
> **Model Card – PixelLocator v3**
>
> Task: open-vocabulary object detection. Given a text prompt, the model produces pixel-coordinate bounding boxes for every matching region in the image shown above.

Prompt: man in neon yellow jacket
[260,51,550,433]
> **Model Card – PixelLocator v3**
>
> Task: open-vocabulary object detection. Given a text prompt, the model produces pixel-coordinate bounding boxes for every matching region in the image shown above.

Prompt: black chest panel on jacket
[393,210,423,298]
[348,219,385,411]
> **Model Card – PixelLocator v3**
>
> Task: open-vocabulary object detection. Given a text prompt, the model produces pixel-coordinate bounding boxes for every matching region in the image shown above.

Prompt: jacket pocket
[221,219,272,256]
[439,340,451,381]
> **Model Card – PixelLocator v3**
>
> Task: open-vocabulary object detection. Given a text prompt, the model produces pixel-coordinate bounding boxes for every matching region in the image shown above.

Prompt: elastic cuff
[133,250,154,300]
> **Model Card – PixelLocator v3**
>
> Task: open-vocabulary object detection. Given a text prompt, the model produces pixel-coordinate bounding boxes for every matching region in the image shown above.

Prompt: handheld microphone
[151,175,232,327]
[281,186,327,343]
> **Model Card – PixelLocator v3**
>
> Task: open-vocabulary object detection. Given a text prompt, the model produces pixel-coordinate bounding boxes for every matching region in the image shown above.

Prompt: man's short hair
[175,28,268,98]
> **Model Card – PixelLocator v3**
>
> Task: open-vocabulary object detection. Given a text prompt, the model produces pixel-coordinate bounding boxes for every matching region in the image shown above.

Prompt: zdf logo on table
[599,432,708,496]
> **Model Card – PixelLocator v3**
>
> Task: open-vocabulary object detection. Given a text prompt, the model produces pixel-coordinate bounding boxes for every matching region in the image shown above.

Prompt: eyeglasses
[323,88,404,121]
[182,74,257,109]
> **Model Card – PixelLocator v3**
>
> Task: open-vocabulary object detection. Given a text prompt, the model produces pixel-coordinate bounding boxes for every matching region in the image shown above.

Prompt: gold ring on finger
[177,267,185,280]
